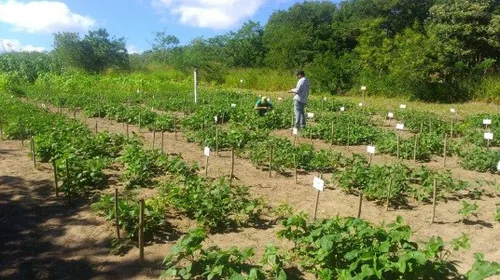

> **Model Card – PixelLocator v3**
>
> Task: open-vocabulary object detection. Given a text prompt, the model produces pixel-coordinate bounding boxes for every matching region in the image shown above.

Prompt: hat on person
[262,96,268,102]
[296,70,305,76]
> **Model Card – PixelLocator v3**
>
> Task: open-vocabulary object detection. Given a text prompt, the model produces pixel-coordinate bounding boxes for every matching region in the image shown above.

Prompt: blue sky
[0,0,315,53]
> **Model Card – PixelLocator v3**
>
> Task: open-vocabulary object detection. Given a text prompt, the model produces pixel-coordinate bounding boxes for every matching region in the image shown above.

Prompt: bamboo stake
[95,120,98,134]
[330,121,334,146]
[312,174,323,221]
[294,154,298,184]
[347,124,350,149]
[396,132,400,160]
[205,156,209,177]
[126,122,129,138]
[215,127,219,156]
[66,159,71,205]
[174,118,178,141]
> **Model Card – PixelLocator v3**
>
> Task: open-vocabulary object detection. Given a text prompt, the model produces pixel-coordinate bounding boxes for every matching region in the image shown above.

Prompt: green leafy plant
[459,201,479,222]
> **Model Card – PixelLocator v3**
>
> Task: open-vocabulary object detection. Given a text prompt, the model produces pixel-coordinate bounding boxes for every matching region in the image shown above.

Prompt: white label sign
[307,112,315,118]
[367,145,376,155]
[396,123,405,130]
[450,108,456,113]
[399,104,407,109]
[240,79,243,83]
[361,86,367,91]
[278,97,283,101]
[204,147,210,157]
[497,161,500,171]
[340,107,345,112]
[231,103,236,108]
[484,132,494,140]
[323,97,327,101]
[358,103,363,107]
[313,177,325,192]
[483,119,492,125]
[292,127,298,135]
[214,116,218,123]
[388,112,394,118]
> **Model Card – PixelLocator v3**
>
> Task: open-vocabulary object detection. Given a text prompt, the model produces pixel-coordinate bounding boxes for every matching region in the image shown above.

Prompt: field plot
[1,86,500,279]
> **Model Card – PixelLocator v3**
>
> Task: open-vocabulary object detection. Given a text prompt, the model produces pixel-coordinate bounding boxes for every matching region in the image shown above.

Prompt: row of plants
[162,215,500,279]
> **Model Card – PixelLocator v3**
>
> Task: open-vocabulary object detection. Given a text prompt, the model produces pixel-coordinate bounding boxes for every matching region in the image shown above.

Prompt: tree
[53,28,129,73]
[150,31,180,63]
[225,21,265,67]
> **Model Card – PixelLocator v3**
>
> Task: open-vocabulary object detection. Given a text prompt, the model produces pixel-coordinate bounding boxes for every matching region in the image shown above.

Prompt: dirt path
[0,140,169,279]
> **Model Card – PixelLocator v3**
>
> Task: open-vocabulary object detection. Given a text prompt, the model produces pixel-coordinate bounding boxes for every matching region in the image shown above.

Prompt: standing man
[288,70,310,129]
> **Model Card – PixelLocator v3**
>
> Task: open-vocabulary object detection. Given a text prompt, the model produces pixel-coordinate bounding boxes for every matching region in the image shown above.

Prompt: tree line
[1,0,500,101]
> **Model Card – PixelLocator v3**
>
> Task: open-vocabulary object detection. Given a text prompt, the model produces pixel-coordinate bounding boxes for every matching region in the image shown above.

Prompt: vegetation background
[1,0,500,102]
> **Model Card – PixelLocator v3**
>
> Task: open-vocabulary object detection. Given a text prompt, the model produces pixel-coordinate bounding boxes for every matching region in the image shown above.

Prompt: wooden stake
[294,154,298,184]
[0,122,3,140]
[138,112,142,131]
[330,121,334,146]
[66,159,71,205]
[95,120,98,134]
[385,177,393,211]
[138,199,145,264]
[269,145,273,178]
[313,190,320,221]
[230,148,235,184]
[31,135,36,168]
[413,134,418,162]
[205,156,209,177]
[443,134,448,167]
[114,189,120,240]
[431,178,437,224]
[152,130,156,150]
[347,124,350,149]
[174,118,178,141]
[215,127,219,156]
[396,132,400,160]
[126,122,129,138]
[357,191,363,218]
[161,131,164,153]
[52,159,59,197]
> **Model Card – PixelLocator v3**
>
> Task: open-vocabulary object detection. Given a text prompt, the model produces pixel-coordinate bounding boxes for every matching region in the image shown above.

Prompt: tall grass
[224,68,296,91]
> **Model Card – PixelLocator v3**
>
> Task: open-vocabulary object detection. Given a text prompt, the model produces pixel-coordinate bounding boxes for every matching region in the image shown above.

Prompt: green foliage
[466,253,500,280]
[459,146,500,173]
[495,204,500,223]
[459,201,479,222]
[161,178,264,230]
[163,228,287,279]
[92,194,167,241]
[54,28,129,73]
[278,214,462,279]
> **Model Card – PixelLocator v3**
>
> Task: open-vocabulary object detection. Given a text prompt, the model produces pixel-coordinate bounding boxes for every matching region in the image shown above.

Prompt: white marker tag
[483,119,492,125]
[231,103,236,108]
[358,103,363,107]
[399,104,407,109]
[307,112,315,118]
[204,147,210,157]
[214,116,218,123]
[484,132,494,140]
[136,89,140,94]
[278,97,283,101]
[240,79,243,83]
[340,107,345,112]
[388,112,394,118]
[323,97,327,101]
[396,123,405,130]
[450,108,456,113]
[292,128,298,135]
[497,161,500,171]
[367,145,376,155]
[313,177,325,192]
[361,86,367,91]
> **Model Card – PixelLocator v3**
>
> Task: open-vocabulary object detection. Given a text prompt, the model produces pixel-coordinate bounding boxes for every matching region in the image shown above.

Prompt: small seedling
[494,204,500,223]
[459,200,479,222]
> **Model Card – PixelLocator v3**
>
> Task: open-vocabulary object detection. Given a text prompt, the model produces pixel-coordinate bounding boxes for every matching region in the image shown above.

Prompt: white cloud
[0,0,95,33]
[127,45,143,54]
[0,38,45,52]
[152,0,266,29]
